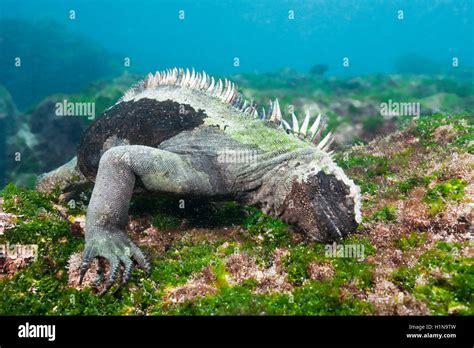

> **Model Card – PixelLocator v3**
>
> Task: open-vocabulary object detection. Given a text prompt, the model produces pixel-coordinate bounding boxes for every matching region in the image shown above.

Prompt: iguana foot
[79,229,150,295]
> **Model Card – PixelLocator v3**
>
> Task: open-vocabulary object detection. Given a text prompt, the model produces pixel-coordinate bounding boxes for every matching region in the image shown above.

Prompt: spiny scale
[121,67,334,152]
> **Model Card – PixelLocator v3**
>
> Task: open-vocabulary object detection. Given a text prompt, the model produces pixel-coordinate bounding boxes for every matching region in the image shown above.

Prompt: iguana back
[77,68,332,181]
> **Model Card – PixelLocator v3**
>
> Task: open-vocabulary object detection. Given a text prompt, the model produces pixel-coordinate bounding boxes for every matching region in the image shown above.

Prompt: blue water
[1,0,473,76]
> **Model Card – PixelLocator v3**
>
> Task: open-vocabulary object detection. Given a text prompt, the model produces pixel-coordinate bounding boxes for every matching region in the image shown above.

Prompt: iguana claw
[78,230,150,295]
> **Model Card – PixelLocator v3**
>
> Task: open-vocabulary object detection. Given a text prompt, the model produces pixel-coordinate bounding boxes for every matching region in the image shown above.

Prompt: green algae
[423,179,467,215]
[391,241,473,315]
[397,232,428,251]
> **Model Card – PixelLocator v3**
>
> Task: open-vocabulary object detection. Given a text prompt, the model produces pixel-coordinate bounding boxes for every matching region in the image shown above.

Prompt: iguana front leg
[79,145,214,294]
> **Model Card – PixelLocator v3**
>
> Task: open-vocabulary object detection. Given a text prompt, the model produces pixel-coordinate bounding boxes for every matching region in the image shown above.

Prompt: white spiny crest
[317,131,334,152]
[199,71,207,89]
[144,73,153,88]
[281,119,292,131]
[190,69,196,86]
[182,68,190,87]
[221,79,230,101]
[290,109,332,148]
[300,110,311,136]
[291,112,299,134]
[189,72,199,89]
[261,107,266,120]
[120,67,334,152]
[207,76,215,92]
[309,114,321,138]
[251,107,259,118]
[215,79,223,97]
[269,98,282,123]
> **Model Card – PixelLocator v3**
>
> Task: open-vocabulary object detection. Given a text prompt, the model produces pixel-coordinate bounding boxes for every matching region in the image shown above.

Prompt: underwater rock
[0,85,17,123]
[28,98,89,168]
[0,86,17,187]
[233,70,472,146]
[309,64,329,76]
[36,157,89,194]
[395,54,443,75]
[6,74,140,187]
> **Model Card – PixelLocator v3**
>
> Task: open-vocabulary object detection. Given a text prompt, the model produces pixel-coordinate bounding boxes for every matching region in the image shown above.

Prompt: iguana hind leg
[79,145,214,294]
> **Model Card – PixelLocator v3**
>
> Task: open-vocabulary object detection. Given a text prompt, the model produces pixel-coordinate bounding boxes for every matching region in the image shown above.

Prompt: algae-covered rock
[35,157,89,194]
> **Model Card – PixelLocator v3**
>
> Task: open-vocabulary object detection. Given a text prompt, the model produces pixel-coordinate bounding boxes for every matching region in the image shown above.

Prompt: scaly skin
[37,68,362,294]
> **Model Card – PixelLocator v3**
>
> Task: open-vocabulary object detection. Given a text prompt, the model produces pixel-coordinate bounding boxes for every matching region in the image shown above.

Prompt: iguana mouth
[310,172,358,241]
[311,194,357,241]
[280,171,358,242]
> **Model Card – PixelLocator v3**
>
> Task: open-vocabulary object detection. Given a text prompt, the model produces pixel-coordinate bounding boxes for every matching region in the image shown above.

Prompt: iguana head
[279,165,362,242]
[252,106,363,243]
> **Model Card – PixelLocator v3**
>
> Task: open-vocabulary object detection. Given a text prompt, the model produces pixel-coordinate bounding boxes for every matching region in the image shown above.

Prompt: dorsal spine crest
[121,67,334,151]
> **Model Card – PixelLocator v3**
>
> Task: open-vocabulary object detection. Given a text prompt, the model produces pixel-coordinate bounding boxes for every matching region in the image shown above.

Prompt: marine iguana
[37,68,362,294]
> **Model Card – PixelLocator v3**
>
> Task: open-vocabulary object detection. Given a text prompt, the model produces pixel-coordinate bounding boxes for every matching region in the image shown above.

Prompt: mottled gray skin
[38,79,361,294]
